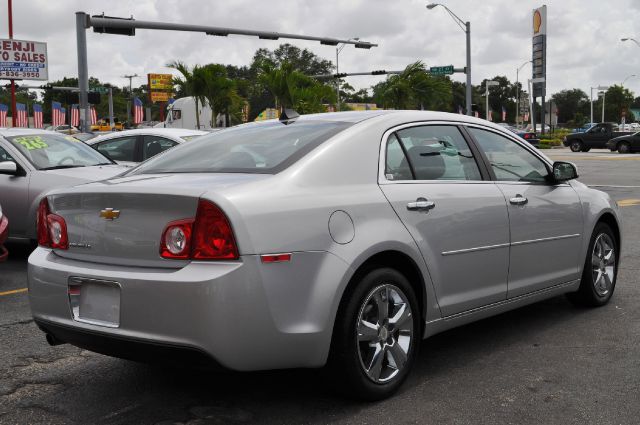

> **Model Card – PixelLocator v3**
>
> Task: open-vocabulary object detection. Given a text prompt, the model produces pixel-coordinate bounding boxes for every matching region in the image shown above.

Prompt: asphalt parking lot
[1,147,639,425]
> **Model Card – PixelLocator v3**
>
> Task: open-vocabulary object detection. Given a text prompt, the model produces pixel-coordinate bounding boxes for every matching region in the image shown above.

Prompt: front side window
[95,136,137,162]
[389,125,482,181]
[468,127,549,183]
[0,145,15,163]
[6,134,111,170]
[131,120,352,175]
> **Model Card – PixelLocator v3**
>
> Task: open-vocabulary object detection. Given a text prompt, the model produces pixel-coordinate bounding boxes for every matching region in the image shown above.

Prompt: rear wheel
[618,141,631,154]
[567,223,618,307]
[570,140,583,152]
[329,268,420,400]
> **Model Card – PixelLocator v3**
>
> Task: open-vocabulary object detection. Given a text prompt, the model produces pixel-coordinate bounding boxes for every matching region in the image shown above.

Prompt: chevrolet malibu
[28,111,621,400]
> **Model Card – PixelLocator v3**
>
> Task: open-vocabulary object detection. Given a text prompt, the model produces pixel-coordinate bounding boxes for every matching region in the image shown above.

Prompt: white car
[45,125,80,135]
[86,128,209,165]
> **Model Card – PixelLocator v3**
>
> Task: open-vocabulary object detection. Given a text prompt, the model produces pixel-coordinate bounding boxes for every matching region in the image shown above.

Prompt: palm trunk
[194,98,201,129]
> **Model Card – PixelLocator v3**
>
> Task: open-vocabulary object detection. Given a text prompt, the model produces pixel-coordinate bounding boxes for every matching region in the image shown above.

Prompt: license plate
[68,277,121,328]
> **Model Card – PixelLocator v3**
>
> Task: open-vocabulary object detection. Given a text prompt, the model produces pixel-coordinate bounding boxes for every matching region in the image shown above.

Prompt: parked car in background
[563,122,633,152]
[496,124,540,147]
[45,125,80,135]
[606,131,640,153]
[0,201,8,262]
[0,129,128,242]
[28,110,621,400]
[86,128,209,165]
[90,119,124,132]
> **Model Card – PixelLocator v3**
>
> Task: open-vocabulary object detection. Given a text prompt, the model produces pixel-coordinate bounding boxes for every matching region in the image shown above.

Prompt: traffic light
[92,15,136,36]
[371,70,387,75]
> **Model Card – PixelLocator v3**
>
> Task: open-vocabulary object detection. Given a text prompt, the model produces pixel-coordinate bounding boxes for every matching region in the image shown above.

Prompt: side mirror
[0,161,17,175]
[553,161,578,182]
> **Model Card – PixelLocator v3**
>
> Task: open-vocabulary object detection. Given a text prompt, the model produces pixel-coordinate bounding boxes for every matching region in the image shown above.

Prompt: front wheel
[618,142,631,154]
[567,223,618,307]
[329,268,420,400]
[570,140,583,152]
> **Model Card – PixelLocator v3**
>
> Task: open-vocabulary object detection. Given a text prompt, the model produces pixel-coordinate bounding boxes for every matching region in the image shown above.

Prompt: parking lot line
[550,156,640,161]
[0,288,28,297]
[617,199,640,207]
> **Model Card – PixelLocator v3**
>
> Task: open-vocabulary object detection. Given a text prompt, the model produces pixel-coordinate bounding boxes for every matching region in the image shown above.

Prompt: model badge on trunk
[100,208,120,220]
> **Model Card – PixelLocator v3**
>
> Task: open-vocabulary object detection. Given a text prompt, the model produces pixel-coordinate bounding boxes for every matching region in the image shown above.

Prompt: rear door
[379,124,510,316]
[93,135,140,163]
[466,126,583,298]
[141,135,178,161]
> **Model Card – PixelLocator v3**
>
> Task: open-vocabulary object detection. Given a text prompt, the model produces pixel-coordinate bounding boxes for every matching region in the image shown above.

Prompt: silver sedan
[28,111,621,400]
[0,129,129,241]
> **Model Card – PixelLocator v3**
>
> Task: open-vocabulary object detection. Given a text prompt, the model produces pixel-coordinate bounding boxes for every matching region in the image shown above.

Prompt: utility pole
[335,37,360,112]
[76,12,90,132]
[108,87,114,128]
[122,74,139,124]
[8,0,17,127]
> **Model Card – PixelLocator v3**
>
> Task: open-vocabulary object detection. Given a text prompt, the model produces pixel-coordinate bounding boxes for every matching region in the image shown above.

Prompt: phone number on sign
[0,71,42,78]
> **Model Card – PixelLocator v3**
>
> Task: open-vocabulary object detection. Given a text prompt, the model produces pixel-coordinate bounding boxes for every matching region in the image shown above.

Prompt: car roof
[0,128,59,137]
[87,128,209,144]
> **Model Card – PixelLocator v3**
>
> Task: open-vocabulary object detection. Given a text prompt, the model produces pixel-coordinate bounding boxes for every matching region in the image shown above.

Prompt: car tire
[570,140,583,152]
[618,142,630,154]
[328,267,420,401]
[567,223,618,307]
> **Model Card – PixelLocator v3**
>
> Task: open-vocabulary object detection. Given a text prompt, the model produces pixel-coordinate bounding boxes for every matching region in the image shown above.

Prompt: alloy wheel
[356,284,413,383]
[591,233,616,297]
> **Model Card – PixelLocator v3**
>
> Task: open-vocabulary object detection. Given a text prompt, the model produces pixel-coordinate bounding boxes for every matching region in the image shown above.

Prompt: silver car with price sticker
[0,128,128,242]
[28,110,622,400]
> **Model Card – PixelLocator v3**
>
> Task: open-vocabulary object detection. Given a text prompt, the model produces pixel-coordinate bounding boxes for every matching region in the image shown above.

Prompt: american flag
[133,97,143,125]
[501,106,507,122]
[60,107,66,125]
[70,104,80,127]
[524,111,530,122]
[488,109,493,122]
[474,111,479,118]
[52,101,65,126]
[33,104,43,128]
[0,104,7,127]
[15,103,28,127]
[90,105,98,125]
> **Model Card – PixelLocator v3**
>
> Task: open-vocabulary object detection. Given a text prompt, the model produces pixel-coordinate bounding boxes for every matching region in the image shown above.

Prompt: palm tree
[258,61,335,114]
[198,64,243,127]
[377,61,452,111]
[167,60,205,129]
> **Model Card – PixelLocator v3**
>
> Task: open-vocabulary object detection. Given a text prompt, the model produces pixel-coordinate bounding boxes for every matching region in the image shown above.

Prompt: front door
[0,140,31,238]
[379,124,510,317]
[467,127,584,298]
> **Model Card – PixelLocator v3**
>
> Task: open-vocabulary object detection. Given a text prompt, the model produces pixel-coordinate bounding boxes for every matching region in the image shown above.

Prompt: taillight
[160,219,194,259]
[159,199,238,261]
[37,198,68,249]
[192,200,239,260]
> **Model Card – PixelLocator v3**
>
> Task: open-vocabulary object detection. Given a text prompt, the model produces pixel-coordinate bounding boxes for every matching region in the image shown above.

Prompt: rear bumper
[28,247,350,371]
[0,215,8,262]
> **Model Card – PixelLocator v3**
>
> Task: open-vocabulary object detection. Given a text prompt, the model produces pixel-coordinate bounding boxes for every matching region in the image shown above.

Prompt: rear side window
[386,125,482,181]
[95,136,137,162]
[142,135,177,160]
[132,120,352,175]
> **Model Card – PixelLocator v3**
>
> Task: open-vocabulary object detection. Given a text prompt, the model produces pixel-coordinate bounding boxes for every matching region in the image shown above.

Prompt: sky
[1,0,640,98]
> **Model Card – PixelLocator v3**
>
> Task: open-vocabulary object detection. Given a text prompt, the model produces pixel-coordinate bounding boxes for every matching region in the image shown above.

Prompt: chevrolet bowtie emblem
[100,208,120,220]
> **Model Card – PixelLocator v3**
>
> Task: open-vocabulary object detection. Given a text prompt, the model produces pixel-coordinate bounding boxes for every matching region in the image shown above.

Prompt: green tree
[168,61,205,129]
[551,89,589,124]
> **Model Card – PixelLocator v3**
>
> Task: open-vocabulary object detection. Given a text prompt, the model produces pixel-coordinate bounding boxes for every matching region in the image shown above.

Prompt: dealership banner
[0,39,48,80]
[148,73,173,103]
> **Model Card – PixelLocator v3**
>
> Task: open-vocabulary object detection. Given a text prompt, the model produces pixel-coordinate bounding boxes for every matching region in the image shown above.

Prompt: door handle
[509,195,528,206]
[407,197,436,212]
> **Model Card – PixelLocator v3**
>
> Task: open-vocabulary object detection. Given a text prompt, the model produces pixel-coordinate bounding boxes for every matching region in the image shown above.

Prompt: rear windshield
[131,120,352,175]
[6,133,112,170]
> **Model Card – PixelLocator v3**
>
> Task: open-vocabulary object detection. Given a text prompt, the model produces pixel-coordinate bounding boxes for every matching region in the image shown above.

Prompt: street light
[590,85,609,124]
[516,60,532,128]
[621,37,640,48]
[427,3,472,116]
[335,37,359,111]
[122,74,140,124]
[622,74,636,86]
[485,80,499,121]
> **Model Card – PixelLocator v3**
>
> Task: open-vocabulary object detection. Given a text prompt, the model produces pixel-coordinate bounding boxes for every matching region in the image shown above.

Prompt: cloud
[0,0,639,98]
